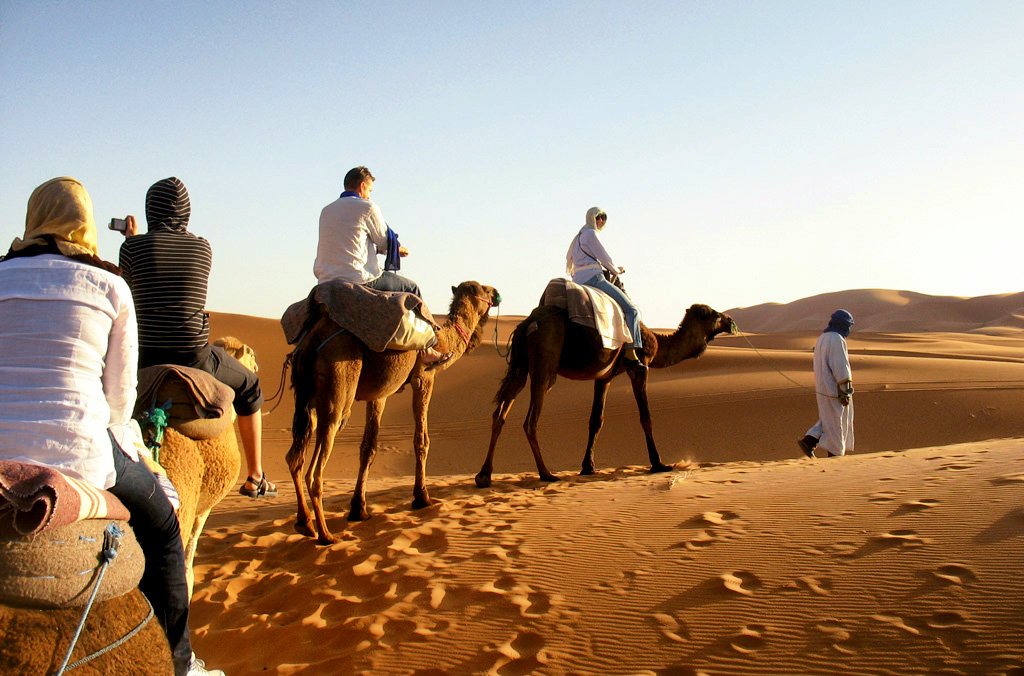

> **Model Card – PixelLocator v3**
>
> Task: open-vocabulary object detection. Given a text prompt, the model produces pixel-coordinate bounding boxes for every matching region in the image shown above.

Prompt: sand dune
[197,290,1023,674]
[725,288,1024,334]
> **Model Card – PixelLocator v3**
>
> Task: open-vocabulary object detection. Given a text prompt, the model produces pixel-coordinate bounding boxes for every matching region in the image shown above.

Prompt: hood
[9,176,99,258]
[584,206,606,230]
[146,177,191,232]
[824,309,854,337]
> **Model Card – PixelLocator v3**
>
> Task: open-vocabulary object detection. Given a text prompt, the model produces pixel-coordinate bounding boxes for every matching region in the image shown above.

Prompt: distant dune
[725,289,1024,334]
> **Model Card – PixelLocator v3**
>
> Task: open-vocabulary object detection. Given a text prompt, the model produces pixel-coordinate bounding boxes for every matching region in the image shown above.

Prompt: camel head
[448,281,501,351]
[212,336,258,372]
[680,304,735,342]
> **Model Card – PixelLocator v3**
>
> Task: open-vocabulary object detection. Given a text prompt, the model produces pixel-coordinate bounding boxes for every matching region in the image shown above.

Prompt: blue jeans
[366,271,422,297]
[582,274,643,349]
[108,439,192,676]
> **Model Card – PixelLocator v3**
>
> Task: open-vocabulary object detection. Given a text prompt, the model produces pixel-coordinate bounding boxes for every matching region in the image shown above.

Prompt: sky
[2,1,1022,328]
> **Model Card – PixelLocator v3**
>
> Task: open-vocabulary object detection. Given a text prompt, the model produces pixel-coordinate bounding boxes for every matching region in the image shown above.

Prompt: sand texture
[191,289,1023,674]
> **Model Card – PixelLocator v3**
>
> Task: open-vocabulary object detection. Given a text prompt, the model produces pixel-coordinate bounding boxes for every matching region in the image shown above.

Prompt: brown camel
[287,281,500,544]
[475,302,734,487]
[141,335,255,597]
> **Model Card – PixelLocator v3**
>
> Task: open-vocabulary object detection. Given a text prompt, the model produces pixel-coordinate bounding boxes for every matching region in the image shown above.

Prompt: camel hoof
[540,473,560,483]
[316,533,340,546]
[347,509,370,522]
[580,465,595,476]
[474,473,492,488]
[650,463,674,474]
[294,521,316,538]
[412,496,439,510]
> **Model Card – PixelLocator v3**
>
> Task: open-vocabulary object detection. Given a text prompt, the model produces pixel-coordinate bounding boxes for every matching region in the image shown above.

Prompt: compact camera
[109,218,128,232]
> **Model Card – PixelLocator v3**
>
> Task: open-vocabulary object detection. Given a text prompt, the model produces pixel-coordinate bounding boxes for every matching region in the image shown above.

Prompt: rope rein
[732,321,844,400]
[54,523,155,675]
[490,303,512,360]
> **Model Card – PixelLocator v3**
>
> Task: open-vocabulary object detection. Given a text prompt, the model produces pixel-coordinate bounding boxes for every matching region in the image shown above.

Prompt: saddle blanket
[282,281,438,353]
[0,460,130,538]
[540,278,634,350]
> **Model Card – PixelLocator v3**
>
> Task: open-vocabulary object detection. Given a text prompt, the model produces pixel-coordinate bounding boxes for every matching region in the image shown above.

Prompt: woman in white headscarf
[0,177,222,676]
[566,206,644,365]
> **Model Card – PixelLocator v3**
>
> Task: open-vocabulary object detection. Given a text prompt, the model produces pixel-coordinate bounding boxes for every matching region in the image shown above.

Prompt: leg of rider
[584,275,644,352]
[198,347,270,489]
[365,271,422,297]
[108,438,192,676]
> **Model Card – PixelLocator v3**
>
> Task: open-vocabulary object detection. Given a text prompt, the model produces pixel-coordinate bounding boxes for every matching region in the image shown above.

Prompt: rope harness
[53,523,156,675]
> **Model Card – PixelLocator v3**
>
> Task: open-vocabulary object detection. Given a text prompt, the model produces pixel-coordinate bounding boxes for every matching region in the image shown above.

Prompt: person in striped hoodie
[119,177,276,500]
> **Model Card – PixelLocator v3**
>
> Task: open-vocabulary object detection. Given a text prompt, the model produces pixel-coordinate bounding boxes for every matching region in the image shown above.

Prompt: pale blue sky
[2,1,1021,327]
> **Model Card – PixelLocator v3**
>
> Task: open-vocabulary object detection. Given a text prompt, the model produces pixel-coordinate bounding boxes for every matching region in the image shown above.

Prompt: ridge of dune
[725,288,1024,334]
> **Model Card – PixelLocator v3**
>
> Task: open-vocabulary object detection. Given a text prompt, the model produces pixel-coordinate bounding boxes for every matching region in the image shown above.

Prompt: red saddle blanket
[0,460,130,538]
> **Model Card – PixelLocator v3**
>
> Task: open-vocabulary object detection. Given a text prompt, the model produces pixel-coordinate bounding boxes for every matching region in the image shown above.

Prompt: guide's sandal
[239,473,277,498]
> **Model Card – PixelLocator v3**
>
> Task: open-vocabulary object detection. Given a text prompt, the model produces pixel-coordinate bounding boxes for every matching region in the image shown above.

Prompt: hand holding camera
[108,215,137,237]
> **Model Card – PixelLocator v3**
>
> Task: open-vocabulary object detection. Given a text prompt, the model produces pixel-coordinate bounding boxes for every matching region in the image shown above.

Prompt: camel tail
[494,317,532,405]
[287,344,316,452]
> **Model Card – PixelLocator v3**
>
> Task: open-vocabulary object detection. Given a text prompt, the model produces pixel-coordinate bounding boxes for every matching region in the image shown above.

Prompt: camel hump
[0,518,144,609]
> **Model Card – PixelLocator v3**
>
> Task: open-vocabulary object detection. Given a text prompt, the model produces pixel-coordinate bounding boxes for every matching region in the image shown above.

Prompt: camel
[286,281,500,544]
[475,301,734,487]
[142,336,256,597]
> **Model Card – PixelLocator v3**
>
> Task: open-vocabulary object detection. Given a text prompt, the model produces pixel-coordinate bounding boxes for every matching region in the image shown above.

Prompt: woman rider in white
[565,207,644,365]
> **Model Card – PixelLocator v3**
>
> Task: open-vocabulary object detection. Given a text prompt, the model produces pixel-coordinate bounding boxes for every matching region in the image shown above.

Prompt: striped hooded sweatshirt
[119,177,212,361]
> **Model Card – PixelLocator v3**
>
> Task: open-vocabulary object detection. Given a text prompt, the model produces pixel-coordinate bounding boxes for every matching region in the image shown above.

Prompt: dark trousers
[108,441,192,676]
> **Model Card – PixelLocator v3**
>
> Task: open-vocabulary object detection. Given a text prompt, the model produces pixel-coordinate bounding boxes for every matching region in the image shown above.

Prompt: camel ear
[452,285,457,294]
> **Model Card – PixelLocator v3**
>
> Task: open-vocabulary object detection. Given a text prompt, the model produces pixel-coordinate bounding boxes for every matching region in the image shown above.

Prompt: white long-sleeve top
[0,255,138,489]
[813,331,852,398]
[314,195,389,284]
[566,227,621,284]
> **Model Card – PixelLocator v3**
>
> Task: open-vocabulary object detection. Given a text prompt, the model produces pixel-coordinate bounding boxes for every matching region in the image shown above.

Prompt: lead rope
[490,303,511,360]
[261,352,292,415]
[732,321,842,400]
[54,523,155,675]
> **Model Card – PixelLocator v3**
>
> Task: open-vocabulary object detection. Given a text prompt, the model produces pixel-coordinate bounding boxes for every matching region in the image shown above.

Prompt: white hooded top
[566,206,620,284]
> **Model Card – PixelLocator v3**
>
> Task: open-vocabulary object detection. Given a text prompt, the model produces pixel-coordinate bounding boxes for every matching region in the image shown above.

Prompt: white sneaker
[187,654,225,676]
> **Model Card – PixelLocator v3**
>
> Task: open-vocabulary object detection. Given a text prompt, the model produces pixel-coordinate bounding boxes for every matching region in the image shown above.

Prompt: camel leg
[626,367,672,472]
[309,390,355,544]
[410,374,438,509]
[350,397,386,522]
[475,397,518,489]
[182,508,212,599]
[524,370,559,482]
[581,379,610,475]
[286,408,317,538]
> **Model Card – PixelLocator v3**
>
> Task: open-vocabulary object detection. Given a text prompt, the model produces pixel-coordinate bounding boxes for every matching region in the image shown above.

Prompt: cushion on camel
[0,460,130,538]
[0,518,144,609]
[540,278,633,349]
[282,281,437,352]
[136,365,233,440]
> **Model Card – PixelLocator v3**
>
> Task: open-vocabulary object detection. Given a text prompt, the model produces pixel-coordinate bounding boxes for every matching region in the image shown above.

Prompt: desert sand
[193,289,1024,675]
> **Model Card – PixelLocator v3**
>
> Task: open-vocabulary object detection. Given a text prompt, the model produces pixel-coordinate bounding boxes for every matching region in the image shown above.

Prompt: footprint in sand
[814,619,857,655]
[720,571,762,596]
[931,563,978,585]
[698,510,741,526]
[729,624,768,653]
[875,529,931,548]
[784,576,832,596]
[893,498,940,516]
[991,473,1024,486]
[650,613,690,643]
[868,491,898,503]
[488,631,549,675]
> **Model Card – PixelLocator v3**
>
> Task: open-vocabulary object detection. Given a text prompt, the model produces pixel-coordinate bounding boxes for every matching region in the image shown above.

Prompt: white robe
[805,331,854,456]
